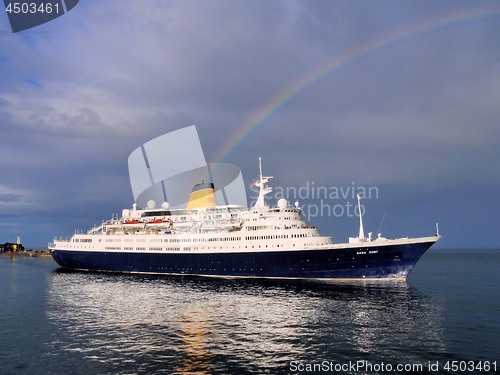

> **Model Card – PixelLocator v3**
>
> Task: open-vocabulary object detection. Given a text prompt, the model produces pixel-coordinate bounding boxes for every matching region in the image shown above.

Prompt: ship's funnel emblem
[128,126,247,209]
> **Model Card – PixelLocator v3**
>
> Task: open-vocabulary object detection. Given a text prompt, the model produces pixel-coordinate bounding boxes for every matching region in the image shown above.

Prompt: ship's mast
[357,194,365,240]
[253,157,273,208]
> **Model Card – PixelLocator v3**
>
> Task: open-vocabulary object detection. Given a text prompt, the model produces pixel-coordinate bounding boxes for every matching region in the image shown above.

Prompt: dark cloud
[0,193,25,203]
[0,0,499,248]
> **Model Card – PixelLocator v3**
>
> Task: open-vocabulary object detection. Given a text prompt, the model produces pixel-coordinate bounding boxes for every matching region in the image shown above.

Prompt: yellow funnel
[186,182,217,210]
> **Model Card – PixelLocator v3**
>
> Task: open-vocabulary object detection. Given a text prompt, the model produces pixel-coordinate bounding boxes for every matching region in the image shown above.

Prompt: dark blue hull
[51,239,437,279]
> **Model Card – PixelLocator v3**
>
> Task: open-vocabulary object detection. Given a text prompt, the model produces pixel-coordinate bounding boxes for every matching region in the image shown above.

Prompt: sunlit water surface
[0,249,498,374]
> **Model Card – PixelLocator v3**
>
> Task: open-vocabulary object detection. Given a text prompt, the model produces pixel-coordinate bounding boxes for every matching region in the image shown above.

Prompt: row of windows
[98,242,333,251]
[104,247,189,251]
[246,225,273,231]
[141,212,240,220]
[107,245,277,251]
[107,246,184,251]
[81,235,308,244]
[101,237,245,243]
[246,235,290,240]
[164,237,243,243]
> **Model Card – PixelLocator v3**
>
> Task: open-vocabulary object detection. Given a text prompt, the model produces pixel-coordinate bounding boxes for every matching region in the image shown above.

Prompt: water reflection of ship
[46,272,447,372]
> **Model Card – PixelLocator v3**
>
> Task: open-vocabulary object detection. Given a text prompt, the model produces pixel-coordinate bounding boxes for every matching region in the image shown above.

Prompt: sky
[1,0,499,249]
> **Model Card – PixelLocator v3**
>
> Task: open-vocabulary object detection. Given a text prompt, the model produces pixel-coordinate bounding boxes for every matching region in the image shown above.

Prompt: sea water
[0,249,498,374]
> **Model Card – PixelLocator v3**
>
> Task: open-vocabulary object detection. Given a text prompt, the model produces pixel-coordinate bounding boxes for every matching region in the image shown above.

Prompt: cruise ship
[49,158,440,280]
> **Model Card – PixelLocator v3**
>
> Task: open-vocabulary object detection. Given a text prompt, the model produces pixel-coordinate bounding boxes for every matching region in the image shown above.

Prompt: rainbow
[213,5,500,163]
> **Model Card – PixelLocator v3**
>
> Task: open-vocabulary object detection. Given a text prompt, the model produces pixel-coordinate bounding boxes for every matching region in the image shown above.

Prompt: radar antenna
[253,157,273,208]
